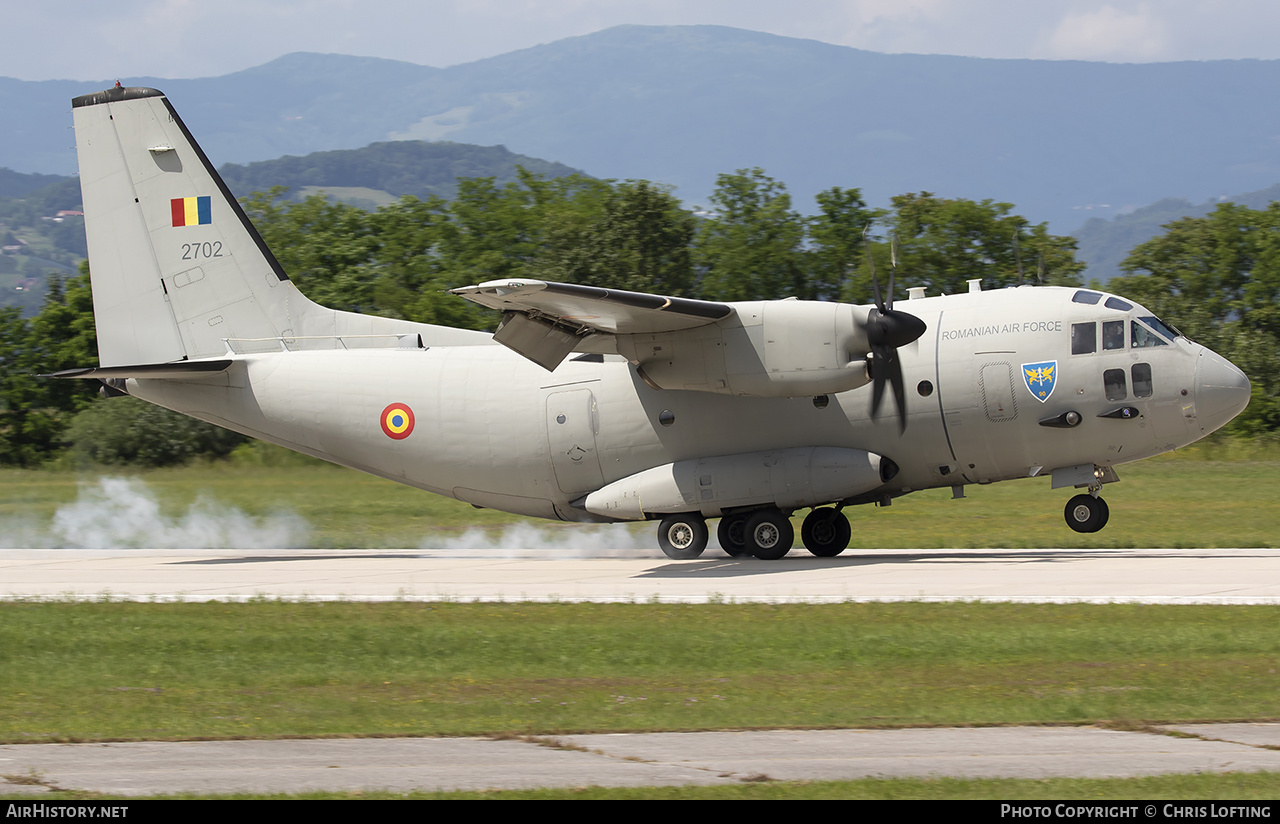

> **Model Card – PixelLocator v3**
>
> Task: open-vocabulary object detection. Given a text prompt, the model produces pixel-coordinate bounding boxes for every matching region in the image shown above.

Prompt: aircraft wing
[451,280,732,335]
[451,280,734,369]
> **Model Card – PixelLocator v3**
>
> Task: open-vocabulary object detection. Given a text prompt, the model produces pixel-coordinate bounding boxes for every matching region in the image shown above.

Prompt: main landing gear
[655,506,853,560]
[1063,493,1110,533]
[656,513,710,560]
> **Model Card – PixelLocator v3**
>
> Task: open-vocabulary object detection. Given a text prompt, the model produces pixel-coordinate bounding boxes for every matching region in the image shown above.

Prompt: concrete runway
[3,546,1280,603]
[4,726,1280,796]
[4,546,1279,796]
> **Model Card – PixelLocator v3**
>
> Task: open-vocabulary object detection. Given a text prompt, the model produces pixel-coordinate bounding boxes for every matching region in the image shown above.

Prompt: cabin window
[1104,368,1127,401]
[1102,320,1126,350]
[1131,320,1169,348]
[1071,322,1097,355]
[1132,363,1153,398]
[1072,290,1103,305]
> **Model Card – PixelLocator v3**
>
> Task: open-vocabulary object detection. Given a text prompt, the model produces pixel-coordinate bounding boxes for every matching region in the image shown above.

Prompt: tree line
[1,168,1275,468]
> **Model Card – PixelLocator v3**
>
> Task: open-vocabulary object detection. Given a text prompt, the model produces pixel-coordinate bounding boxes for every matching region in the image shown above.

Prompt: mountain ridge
[2,24,1278,233]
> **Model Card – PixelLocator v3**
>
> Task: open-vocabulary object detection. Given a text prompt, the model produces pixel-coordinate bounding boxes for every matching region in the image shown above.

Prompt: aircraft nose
[1194,348,1251,435]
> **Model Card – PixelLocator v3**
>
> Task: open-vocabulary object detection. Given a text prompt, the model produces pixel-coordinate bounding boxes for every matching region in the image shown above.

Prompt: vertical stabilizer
[73,86,332,367]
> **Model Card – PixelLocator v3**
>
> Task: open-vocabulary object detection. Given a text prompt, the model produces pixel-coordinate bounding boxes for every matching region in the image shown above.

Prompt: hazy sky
[4,0,1279,82]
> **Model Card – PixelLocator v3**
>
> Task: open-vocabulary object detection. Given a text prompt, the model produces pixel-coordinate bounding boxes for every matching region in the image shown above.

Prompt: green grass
[3,601,1280,743]
[2,451,1279,549]
[3,452,1279,798]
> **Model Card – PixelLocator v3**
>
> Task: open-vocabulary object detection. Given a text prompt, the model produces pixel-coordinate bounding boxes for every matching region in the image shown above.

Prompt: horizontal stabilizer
[44,360,233,380]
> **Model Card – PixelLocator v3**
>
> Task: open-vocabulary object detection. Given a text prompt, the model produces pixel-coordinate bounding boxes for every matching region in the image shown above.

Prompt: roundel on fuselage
[380,403,415,439]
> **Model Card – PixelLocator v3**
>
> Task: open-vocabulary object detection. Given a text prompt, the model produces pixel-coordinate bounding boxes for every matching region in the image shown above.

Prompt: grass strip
[3,601,1279,743]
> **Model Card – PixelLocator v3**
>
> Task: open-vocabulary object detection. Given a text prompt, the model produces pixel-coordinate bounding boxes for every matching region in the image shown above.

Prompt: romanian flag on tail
[171,196,211,227]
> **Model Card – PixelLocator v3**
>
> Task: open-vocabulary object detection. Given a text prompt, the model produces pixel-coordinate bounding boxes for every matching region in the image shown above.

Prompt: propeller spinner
[862,229,927,432]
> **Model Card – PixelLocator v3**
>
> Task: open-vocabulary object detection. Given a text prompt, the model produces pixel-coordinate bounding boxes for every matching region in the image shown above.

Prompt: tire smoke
[2,477,680,556]
[1,477,309,549]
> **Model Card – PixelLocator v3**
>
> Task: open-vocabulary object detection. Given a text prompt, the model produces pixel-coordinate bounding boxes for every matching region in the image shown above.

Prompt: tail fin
[73,86,332,367]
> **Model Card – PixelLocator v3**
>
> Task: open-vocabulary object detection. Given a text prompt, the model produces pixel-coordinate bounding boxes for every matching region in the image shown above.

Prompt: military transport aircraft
[53,86,1252,560]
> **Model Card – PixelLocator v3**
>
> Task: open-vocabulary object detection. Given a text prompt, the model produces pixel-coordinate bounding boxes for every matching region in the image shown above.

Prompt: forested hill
[0,168,71,199]
[216,140,586,206]
[1075,183,1280,283]
[0,140,585,313]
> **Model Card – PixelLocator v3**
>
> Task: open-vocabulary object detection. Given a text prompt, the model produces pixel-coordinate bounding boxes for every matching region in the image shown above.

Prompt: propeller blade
[887,233,898,311]
[863,225,884,313]
[889,355,908,433]
[870,351,887,420]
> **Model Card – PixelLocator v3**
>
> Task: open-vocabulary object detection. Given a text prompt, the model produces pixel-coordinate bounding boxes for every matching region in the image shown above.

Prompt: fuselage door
[546,387,605,495]
[980,362,1018,423]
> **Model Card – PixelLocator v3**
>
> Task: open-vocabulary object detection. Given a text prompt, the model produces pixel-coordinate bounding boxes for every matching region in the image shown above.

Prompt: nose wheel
[1064,494,1110,533]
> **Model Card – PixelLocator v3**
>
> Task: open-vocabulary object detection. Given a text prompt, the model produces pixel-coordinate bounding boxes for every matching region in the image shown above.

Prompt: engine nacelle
[580,446,887,520]
[617,300,872,397]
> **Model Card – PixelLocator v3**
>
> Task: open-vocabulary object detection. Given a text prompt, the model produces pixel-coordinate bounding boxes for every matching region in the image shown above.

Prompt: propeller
[862,228,927,432]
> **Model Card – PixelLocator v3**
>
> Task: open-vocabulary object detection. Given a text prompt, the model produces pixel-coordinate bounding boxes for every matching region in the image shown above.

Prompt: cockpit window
[1103,320,1125,350]
[1104,297,1133,311]
[1072,290,1103,305]
[1138,315,1179,341]
[1131,320,1169,348]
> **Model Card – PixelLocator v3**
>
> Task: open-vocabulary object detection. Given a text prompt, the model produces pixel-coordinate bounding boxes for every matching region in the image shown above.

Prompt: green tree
[240,188,380,312]
[695,168,808,301]
[887,193,1083,298]
[0,267,98,466]
[366,195,487,329]
[1112,202,1280,435]
[531,179,696,295]
[435,170,611,287]
[0,304,29,463]
[61,396,245,467]
[806,186,880,303]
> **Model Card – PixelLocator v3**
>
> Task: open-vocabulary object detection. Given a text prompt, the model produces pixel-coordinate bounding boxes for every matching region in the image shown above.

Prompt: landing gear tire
[717,513,750,558]
[657,514,709,560]
[801,508,852,557]
[1064,494,1109,533]
[745,509,794,560]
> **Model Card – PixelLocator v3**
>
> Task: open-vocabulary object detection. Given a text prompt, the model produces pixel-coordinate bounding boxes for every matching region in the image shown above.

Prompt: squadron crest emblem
[1022,360,1057,403]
